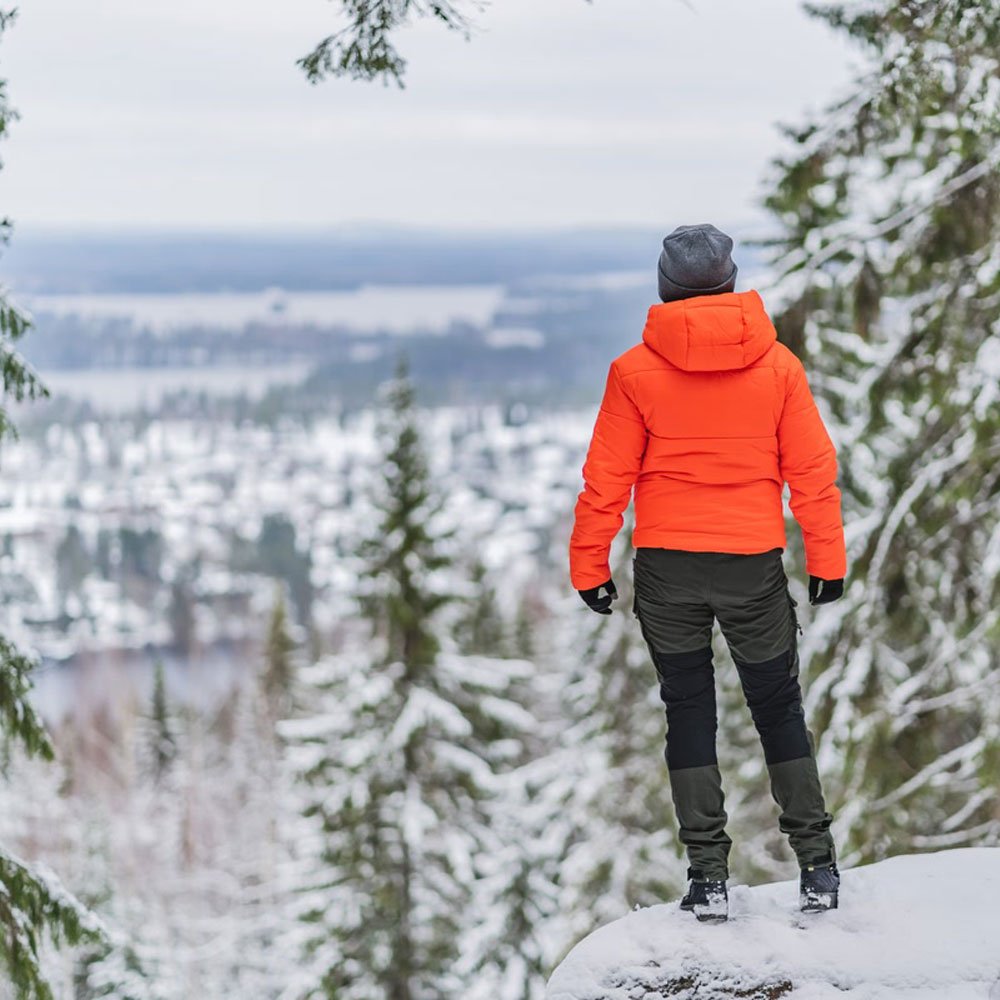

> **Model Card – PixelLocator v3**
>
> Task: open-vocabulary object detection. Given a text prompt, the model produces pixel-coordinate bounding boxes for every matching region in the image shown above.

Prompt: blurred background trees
[0,0,997,997]
[0,10,111,995]
[765,0,1000,865]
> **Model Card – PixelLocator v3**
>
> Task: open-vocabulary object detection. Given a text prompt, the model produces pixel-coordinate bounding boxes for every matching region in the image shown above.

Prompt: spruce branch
[0,852,107,1000]
[299,0,480,86]
[299,0,612,85]
[778,143,1000,282]
[0,636,54,763]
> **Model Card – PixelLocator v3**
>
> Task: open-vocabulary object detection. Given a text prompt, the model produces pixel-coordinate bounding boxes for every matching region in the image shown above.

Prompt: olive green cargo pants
[633,547,835,880]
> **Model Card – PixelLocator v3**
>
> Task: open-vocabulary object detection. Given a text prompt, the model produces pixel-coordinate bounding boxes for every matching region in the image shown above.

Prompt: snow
[531,271,649,293]
[547,848,1000,999]
[26,284,506,336]
[38,363,312,412]
[484,326,546,349]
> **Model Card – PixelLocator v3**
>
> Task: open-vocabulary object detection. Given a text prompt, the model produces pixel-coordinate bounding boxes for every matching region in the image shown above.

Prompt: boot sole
[694,899,729,923]
[800,890,838,913]
[681,901,729,922]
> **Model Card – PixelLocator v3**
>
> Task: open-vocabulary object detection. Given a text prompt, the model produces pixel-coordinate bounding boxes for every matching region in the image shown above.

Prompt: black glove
[808,576,844,605]
[578,578,618,616]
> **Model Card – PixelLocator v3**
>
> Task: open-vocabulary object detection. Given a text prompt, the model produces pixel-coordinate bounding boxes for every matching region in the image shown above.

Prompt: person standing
[570,224,846,922]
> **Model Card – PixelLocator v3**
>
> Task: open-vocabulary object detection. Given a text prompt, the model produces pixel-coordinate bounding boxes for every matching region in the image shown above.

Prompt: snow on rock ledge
[547,848,1000,1000]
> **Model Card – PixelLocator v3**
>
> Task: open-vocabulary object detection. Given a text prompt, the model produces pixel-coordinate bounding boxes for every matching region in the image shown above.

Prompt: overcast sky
[0,0,860,233]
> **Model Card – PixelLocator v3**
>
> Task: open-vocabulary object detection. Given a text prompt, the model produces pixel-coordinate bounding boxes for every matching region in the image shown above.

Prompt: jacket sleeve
[569,362,648,590]
[777,359,847,580]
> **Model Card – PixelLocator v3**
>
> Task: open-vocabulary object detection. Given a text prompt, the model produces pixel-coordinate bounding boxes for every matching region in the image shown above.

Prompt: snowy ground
[547,848,1000,999]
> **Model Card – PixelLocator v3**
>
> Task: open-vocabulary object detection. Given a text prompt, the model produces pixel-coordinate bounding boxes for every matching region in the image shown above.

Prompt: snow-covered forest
[0,0,998,998]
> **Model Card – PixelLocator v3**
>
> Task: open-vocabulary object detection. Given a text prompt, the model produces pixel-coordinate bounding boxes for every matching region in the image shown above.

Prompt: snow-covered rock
[547,848,1000,1000]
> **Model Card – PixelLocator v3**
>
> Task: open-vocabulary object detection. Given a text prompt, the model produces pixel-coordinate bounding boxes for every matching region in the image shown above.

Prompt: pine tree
[208,682,298,999]
[262,586,296,717]
[167,578,197,658]
[0,11,110,994]
[511,597,536,661]
[283,363,539,999]
[73,937,159,1000]
[149,662,177,781]
[454,559,508,657]
[256,514,314,627]
[453,754,559,1000]
[763,0,1000,862]
[56,525,91,603]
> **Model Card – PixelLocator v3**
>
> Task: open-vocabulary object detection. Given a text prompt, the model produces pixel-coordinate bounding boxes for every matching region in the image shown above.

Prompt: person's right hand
[808,576,844,605]
[578,579,618,615]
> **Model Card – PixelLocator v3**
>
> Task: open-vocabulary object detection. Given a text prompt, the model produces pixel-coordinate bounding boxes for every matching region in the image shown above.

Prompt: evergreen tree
[262,586,296,716]
[454,559,508,657]
[73,937,159,1000]
[284,364,539,999]
[453,755,559,1000]
[0,11,109,994]
[763,0,1000,862]
[149,662,177,781]
[56,524,91,602]
[257,514,314,627]
[167,578,197,658]
[118,527,163,584]
[511,597,536,661]
[95,529,114,580]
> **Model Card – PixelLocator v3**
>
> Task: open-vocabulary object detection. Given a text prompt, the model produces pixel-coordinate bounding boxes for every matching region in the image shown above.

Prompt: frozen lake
[40,362,313,411]
[27,284,507,335]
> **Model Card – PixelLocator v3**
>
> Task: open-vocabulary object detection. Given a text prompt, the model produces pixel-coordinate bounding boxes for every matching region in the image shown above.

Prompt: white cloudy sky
[0,0,860,232]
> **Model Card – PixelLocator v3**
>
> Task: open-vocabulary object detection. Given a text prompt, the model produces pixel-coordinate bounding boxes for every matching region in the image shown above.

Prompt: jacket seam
[644,433,777,440]
[776,360,805,424]
[599,405,645,425]
[609,363,645,419]
[618,363,793,379]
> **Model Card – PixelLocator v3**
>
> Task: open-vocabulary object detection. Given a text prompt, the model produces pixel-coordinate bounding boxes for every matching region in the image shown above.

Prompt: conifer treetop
[359,359,451,670]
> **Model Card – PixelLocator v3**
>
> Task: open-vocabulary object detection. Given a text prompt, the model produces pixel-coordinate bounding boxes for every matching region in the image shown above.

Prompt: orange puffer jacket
[570,289,846,590]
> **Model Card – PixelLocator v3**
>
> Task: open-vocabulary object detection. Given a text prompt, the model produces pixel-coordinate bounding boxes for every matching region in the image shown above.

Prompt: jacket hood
[641,289,776,372]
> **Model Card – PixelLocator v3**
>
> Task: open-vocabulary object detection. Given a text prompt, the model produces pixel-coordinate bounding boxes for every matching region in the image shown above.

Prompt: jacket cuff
[570,563,612,591]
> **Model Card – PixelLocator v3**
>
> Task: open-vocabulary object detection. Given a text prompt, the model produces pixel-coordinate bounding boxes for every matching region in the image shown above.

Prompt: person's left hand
[808,576,844,605]
[578,578,618,615]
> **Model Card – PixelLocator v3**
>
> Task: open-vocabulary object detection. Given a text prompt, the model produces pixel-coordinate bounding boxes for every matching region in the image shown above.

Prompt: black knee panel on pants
[652,646,718,770]
[734,649,811,765]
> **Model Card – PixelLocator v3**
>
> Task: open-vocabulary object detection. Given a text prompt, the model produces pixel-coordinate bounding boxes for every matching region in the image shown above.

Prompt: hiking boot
[800,861,839,912]
[680,871,728,923]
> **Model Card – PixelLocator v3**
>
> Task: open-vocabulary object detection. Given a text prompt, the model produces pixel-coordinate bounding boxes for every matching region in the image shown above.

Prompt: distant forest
[10,229,763,410]
[5,228,675,293]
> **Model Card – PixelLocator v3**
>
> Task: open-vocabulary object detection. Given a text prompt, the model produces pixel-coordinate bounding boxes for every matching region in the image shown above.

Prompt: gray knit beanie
[657,223,738,303]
